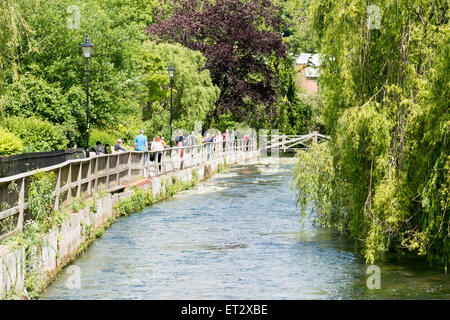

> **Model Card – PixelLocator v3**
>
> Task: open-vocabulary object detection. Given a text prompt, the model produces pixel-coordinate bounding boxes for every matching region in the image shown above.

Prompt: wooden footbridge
[259,131,330,153]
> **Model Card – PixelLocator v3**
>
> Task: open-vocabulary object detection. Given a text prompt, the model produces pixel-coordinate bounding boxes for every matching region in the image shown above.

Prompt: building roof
[295,53,321,78]
[295,53,321,67]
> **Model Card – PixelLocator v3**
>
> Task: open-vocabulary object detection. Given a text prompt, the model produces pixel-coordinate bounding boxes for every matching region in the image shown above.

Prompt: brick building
[295,53,320,95]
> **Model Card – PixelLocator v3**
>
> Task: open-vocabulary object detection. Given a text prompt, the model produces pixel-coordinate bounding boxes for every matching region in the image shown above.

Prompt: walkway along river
[42,158,449,299]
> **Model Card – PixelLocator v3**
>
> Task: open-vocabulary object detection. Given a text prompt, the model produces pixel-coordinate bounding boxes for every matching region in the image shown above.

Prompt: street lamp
[168,63,175,147]
[81,34,94,157]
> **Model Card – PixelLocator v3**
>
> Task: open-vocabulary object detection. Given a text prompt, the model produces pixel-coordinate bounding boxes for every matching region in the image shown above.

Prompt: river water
[42,158,449,299]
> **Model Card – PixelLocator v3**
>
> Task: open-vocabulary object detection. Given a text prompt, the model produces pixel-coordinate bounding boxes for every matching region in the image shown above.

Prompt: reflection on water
[41,158,450,299]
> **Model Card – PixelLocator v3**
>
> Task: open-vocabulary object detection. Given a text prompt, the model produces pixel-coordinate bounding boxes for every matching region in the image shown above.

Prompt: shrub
[130,187,146,211]
[0,128,23,156]
[89,129,117,148]
[3,117,69,153]
[3,73,71,124]
[112,122,142,146]
[28,170,56,228]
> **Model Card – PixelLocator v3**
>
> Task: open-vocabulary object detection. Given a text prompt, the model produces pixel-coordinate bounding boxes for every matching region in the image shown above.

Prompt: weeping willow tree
[293,0,449,268]
[0,0,37,110]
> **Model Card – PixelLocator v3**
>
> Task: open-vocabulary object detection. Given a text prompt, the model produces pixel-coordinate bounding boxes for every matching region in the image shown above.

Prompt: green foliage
[138,41,220,140]
[51,208,71,228]
[0,127,23,156]
[0,0,149,147]
[294,0,449,267]
[276,0,318,54]
[70,197,87,213]
[2,73,71,124]
[28,171,56,229]
[114,188,147,216]
[292,142,349,231]
[0,0,315,146]
[3,117,69,152]
[95,226,105,238]
[145,189,154,205]
[89,129,117,148]
[191,169,200,186]
[0,216,15,235]
[130,188,146,211]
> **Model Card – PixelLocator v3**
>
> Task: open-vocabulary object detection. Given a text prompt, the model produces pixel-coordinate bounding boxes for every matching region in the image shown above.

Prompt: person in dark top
[114,139,126,152]
[204,134,214,160]
[175,130,184,146]
[94,141,105,155]
[104,144,111,154]
[203,135,214,143]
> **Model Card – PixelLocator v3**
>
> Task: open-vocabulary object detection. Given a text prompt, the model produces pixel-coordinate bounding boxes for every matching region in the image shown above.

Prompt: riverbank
[0,150,258,299]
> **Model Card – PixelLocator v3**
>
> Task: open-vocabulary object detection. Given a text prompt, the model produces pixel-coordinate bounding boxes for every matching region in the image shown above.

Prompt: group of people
[202,129,236,148]
[136,129,244,155]
[91,128,249,159]
[91,139,127,155]
[134,129,170,152]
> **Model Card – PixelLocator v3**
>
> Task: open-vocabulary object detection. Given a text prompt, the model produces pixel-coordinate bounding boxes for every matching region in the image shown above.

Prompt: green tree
[137,41,220,140]
[294,0,449,267]
[0,0,147,147]
[276,0,317,54]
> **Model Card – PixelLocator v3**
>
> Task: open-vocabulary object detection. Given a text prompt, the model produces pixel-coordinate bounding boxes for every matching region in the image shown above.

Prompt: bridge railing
[259,131,330,152]
[0,138,256,242]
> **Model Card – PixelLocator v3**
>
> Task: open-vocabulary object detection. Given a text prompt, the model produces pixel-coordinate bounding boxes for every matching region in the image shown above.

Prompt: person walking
[186,131,197,147]
[230,130,236,151]
[243,133,249,151]
[204,134,214,160]
[175,130,184,146]
[151,136,164,173]
[184,131,197,161]
[224,129,230,152]
[135,129,148,167]
[134,130,148,151]
[161,136,168,148]
[175,130,184,159]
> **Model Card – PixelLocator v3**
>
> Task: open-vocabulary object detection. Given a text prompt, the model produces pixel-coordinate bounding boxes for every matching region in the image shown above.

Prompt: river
[41,158,449,299]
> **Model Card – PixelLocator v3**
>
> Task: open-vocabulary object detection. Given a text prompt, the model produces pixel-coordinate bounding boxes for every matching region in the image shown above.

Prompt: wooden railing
[0,138,256,242]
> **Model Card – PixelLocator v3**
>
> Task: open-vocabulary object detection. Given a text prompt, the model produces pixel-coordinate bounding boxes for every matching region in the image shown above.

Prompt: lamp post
[168,63,175,148]
[81,34,94,157]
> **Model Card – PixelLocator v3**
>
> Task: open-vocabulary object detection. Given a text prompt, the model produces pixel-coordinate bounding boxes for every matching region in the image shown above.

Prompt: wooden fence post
[17,177,25,232]
[127,152,132,182]
[76,162,82,198]
[54,168,62,211]
[87,158,92,197]
[105,155,110,191]
[67,163,72,203]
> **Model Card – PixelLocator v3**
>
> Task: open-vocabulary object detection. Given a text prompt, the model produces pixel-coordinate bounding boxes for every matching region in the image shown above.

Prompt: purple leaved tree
[146,0,287,125]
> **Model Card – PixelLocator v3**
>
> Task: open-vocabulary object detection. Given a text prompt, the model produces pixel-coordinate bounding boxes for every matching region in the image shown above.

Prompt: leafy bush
[89,129,117,148]
[3,117,69,153]
[130,188,146,211]
[2,73,70,124]
[0,128,23,156]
